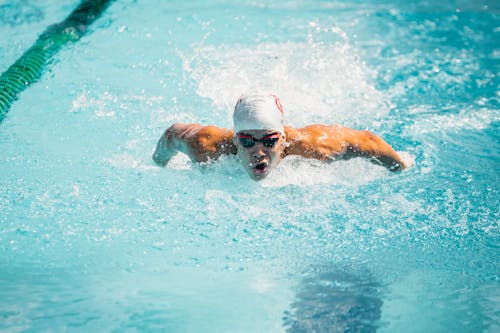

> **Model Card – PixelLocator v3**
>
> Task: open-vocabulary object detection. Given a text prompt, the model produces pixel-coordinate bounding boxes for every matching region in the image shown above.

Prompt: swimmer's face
[234,129,285,180]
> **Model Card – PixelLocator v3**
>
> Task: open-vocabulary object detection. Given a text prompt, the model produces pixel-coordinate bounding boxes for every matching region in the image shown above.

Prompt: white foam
[185,41,391,128]
[260,156,387,187]
[399,151,416,168]
[167,153,193,170]
[406,107,499,137]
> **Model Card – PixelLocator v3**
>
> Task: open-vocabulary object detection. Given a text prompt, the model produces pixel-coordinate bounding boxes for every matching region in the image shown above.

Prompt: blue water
[0,0,498,332]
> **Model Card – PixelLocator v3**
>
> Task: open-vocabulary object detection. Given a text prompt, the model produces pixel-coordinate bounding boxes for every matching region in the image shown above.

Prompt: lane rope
[0,0,115,124]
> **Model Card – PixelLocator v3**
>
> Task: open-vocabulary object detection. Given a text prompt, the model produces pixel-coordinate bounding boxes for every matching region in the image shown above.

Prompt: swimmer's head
[233,94,286,180]
[233,94,285,134]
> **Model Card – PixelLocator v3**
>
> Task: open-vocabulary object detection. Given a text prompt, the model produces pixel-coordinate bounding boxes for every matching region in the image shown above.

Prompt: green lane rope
[0,0,115,124]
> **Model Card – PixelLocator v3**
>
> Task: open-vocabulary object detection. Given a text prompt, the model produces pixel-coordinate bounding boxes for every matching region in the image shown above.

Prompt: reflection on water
[284,266,382,333]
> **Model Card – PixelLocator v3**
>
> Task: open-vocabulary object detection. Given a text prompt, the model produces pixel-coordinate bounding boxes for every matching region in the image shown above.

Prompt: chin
[251,173,269,181]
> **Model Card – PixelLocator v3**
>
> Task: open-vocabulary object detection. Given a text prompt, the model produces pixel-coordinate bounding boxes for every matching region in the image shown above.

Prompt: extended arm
[285,125,407,171]
[152,123,194,166]
[153,123,236,166]
[343,129,407,171]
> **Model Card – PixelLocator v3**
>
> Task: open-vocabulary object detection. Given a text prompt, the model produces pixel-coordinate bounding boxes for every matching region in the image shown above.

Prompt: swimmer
[153,94,408,180]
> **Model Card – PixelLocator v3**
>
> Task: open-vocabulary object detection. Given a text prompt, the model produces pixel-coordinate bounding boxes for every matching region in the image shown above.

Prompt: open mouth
[253,161,269,175]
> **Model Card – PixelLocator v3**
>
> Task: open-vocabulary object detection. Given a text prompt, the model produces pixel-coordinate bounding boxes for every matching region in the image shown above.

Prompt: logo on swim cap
[233,94,285,133]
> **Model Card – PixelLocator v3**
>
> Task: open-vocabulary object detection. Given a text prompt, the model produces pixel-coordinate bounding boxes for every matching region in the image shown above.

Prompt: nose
[252,145,266,159]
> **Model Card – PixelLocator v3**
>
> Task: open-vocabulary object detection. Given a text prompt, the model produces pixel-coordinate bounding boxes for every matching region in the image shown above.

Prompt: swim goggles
[237,133,280,148]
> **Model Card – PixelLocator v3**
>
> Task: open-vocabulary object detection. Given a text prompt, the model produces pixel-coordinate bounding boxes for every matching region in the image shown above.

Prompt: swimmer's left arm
[342,129,407,171]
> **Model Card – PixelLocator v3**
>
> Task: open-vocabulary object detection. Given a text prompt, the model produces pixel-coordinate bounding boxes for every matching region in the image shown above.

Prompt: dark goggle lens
[238,134,279,148]
[239,137,255,147]
[262,137,279,147]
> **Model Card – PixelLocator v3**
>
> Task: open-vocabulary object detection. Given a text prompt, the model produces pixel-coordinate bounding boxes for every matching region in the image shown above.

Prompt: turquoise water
[0,0,498,332]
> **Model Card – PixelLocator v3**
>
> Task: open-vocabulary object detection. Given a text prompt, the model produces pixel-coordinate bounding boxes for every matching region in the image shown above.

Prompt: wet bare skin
[153,123,407,179]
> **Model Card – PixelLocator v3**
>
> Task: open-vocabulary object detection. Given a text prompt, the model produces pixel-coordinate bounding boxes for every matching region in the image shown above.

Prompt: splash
[406,106,500,136]
[185,40,392,129]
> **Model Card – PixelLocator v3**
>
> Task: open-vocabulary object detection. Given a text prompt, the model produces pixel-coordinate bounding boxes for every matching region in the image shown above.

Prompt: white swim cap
[233,94,285,134]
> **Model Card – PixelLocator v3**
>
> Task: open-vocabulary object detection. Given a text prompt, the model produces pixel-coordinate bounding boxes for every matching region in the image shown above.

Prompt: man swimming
[153,94,408,180]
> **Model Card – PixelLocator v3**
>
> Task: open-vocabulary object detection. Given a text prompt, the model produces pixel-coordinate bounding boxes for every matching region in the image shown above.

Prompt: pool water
[0,0,498,332]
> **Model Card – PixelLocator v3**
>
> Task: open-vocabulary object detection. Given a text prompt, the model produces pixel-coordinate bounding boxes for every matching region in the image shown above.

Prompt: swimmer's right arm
[152,123,195,166]
[154,124,236,166]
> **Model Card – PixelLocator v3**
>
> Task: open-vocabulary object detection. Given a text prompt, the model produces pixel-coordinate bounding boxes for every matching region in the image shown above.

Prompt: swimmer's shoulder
[189,125,236,157]
[168,123,202,138]
[285,124,346,141]
[170,123,232,139]
[284,124,348,159]
[195,125,234,143]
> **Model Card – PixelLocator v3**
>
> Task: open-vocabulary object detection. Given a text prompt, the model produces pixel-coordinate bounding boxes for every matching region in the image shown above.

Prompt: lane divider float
[0,0,115,124]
